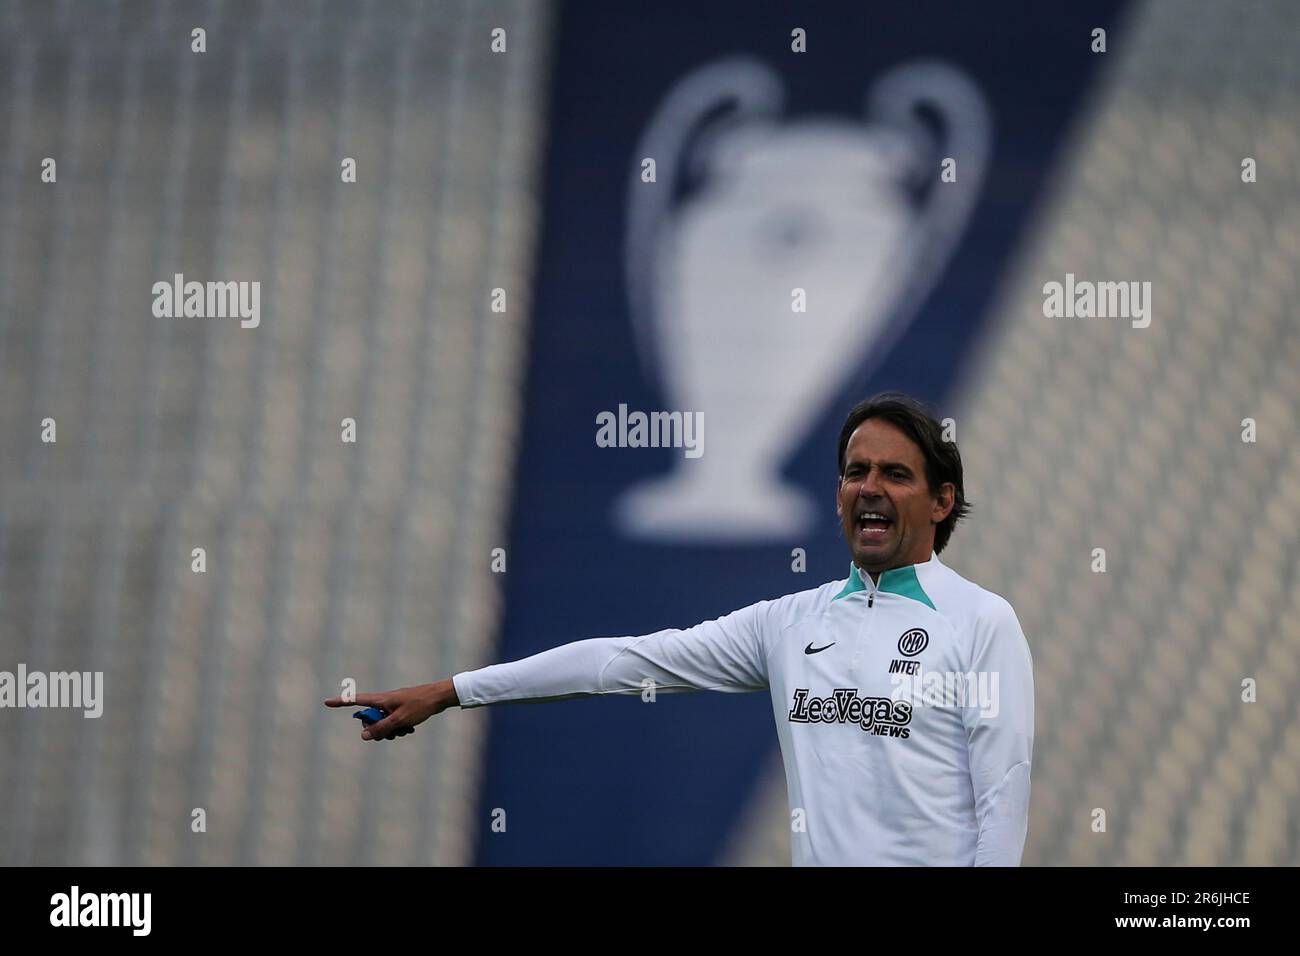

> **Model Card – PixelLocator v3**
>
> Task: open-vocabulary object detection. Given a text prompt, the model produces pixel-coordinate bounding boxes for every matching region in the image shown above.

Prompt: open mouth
[855,510,894,540]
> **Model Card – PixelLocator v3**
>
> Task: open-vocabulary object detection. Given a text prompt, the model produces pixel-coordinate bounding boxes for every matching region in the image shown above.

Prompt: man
[325,391,1034,866]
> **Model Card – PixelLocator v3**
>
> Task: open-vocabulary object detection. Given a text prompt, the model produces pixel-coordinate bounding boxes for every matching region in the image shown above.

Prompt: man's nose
[859,468,883,496]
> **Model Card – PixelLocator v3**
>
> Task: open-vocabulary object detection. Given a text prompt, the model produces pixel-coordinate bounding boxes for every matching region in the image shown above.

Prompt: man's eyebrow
[844,458,914,473]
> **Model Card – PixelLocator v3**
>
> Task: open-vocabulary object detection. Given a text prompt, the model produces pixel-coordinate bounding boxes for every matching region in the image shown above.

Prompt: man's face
[836,418,955,574]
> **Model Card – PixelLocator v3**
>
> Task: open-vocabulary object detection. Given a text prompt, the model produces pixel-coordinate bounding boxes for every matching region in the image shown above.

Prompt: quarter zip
[853,574,880,670]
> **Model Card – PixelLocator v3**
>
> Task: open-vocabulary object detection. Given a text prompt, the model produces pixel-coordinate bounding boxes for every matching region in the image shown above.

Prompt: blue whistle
[352,706,387,726]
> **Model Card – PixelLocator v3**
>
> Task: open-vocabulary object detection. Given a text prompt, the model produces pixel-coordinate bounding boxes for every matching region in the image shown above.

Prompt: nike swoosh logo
[804,641,836,655]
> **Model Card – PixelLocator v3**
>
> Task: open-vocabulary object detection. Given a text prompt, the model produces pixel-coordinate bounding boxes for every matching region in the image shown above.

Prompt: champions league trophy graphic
[614,57,991,542]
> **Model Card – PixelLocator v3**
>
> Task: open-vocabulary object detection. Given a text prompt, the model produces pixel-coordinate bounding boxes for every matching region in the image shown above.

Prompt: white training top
[452,553,1034,866]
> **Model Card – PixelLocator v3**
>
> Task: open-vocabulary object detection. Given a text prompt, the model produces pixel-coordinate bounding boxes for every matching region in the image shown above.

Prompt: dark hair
[836,391,971,554]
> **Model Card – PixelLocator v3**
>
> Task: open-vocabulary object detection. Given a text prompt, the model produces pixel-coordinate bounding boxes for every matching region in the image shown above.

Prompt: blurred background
[0,0,1296,866]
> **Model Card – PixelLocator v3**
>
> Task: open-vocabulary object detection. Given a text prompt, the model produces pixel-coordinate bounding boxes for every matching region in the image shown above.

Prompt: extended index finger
[323,693,385,708]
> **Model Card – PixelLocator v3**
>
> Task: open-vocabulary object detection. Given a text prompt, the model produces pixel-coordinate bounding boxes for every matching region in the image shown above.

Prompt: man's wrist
[437,677,460,709]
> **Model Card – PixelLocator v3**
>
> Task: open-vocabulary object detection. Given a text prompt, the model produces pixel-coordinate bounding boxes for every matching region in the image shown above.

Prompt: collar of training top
[832,556,938,609]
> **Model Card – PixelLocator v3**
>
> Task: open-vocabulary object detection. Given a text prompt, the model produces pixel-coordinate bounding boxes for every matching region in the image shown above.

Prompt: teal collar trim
[832,561,937,610]
[879,563,937,610]
[831,564,867,601]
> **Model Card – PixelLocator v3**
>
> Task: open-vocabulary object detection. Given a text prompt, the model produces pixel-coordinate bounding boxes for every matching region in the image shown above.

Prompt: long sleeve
[961,596,1035,866]
[452,600,772,708]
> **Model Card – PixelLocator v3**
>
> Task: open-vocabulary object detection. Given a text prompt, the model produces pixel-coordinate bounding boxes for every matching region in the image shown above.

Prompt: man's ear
[835,477,844,518]
[932,482,956,524]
